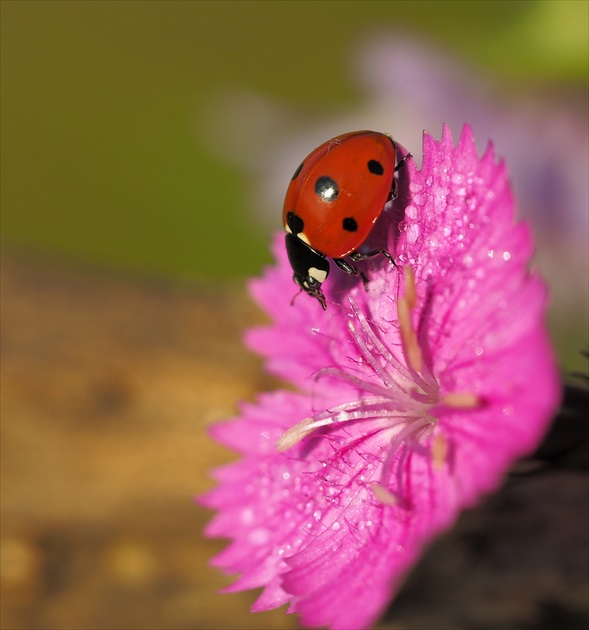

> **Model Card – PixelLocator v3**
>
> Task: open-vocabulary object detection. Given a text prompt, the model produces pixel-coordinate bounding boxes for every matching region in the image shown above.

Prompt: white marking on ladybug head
[308,267,328,283]
[285,223,292,234]
[297,232,311,246]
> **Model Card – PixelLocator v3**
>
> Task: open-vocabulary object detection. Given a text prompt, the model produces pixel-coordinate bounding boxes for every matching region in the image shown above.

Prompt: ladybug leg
[350,249,395,265]
[394,152,412,173]
[335,253,393,293]
[315,291,327,310]
[389,151,412,200]
[351,250,396,291]
[333,257,358,276]
[334,258,372,292]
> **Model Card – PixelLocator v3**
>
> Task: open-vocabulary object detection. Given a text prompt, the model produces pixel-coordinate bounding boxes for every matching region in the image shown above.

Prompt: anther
[432,433,448,471]
[276,417,316,452]
[398,267,423,373]
[442,393,481,409]
[371,482,397,505]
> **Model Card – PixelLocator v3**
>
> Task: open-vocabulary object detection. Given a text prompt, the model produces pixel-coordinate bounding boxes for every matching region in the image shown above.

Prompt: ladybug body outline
[283,130,404,310]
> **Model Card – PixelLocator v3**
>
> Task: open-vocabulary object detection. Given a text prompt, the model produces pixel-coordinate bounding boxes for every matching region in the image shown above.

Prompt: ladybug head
[285,233,330,310]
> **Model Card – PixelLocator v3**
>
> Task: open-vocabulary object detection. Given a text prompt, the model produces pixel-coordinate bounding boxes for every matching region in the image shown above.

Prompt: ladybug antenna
[290,288,303,306]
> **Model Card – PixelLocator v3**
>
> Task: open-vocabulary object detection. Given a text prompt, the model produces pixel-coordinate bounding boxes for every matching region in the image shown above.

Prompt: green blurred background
[2,0,587,280]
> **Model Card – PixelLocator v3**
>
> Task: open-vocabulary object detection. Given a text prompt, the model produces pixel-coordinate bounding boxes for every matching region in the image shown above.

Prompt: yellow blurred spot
[105,541,157,586]
[0,537,39,585]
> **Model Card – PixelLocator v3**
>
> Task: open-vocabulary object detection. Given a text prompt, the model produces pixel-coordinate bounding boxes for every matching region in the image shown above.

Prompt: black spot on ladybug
[286,211,304,234]
[367,159,384,175]
[291,161,304,180]
[342,217,358,232]
[315,176,339,202]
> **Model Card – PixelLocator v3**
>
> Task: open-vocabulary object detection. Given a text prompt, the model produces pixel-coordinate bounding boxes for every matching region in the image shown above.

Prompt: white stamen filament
[376,417,435,500]
[276,407,429,453]
[348,299,412,388]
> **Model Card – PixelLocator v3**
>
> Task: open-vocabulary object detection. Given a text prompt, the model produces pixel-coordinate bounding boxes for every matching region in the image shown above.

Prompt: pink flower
[200,125,560,629]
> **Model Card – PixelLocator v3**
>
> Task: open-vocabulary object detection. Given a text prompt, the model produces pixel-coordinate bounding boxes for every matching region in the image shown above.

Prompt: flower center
[276,266,480,500]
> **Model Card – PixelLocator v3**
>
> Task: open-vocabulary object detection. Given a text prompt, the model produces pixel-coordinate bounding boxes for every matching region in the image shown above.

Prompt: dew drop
[502,251,511,261]
[331,521,341,531]
[249,527,270,545]
[407,223,420,244]
[405,204,419,220]
[241,507,255,525]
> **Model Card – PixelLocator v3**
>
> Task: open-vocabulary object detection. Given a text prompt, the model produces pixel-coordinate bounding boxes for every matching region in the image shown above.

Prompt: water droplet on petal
[249,527,270,545]
[405,205,419,220]
[407,223,420,244]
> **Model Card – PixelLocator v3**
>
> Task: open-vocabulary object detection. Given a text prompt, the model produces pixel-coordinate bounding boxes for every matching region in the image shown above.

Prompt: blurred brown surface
[1,253,587,630]
[1,253,294,630]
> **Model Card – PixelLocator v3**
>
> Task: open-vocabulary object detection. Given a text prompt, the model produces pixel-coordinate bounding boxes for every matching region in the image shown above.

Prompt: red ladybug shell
[283,131,396,259]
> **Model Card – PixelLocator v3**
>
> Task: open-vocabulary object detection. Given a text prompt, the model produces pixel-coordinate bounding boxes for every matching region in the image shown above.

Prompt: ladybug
[283,130,407,309]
